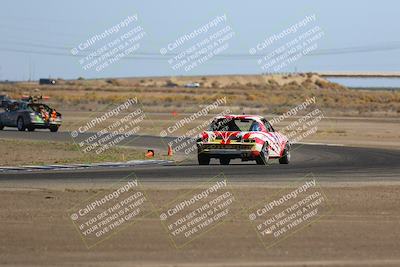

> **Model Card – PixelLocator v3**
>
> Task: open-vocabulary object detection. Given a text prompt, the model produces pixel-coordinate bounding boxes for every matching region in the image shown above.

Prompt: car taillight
[197,133,208,142]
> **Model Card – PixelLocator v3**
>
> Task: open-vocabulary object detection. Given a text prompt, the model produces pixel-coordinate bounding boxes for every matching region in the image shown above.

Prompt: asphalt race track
[1,130,399,184]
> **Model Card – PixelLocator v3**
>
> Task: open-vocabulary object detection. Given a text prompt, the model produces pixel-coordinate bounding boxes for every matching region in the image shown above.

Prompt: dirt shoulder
[0,138,163,166]
[0,184,399,266]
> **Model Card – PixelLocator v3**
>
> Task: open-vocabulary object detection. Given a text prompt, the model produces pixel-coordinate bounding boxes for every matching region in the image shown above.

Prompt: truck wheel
[219,157,230,165]
[17,117,26,131]
[49,126,59,132]
[256,144,269,165]
[279,145,291,164]
[198,153,210,165]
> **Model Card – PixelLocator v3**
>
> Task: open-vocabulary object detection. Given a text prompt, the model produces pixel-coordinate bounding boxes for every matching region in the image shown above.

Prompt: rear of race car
[28,108,62,132]
[197,131,266,164]
[196,115,290,165]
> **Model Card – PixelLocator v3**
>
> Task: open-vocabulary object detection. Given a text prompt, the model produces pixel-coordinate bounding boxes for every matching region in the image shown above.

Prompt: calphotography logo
[249,14,325,72]
[70,97,147,156]
[160,14,235,72]
[71,14,146,72]
[156,173,240,249]
[250,14,317,54]
[245,174,332,249]
[268,96,328,149]
[68,174,154,248]
[158,97,230,163]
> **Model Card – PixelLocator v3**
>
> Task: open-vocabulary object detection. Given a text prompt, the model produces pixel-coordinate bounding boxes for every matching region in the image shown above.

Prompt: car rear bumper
[198,143,258,159]
[29,121,61,128]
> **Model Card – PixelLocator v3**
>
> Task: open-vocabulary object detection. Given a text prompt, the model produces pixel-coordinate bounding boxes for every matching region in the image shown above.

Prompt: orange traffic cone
[167,145,173,156]
[145,150,154,158]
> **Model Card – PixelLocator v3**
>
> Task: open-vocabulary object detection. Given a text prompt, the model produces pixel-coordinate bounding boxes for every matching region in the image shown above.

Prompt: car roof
[213,115,265,121]
[28,102,48,105]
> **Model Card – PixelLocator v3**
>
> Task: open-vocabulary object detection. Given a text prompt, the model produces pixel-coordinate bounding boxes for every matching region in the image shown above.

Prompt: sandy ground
[0,138,153,166]
[1,182,400,266]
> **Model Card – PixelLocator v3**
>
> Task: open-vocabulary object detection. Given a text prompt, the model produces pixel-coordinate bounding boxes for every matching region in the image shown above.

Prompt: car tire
[0,122,4,130]
[27,126,35,132]
[256,144,269,165]
[198,153,210,165]
[219,157,230,165]
[279,145,291,164]
[17,117,26,131]
[49,126,59,132]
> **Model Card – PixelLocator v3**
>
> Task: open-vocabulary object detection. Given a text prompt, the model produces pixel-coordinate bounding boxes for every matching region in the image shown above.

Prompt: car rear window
[209,118,260,132]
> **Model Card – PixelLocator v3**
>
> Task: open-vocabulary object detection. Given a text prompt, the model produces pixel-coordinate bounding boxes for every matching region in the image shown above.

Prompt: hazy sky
[1,0,399,80]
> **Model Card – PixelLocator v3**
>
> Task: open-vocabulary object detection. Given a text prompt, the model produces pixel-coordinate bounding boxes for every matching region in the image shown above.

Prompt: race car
[0,96,62,132]
[197,115,290,165]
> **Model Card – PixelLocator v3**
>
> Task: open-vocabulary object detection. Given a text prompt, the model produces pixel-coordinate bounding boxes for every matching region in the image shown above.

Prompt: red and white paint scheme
[197,115,290,165]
